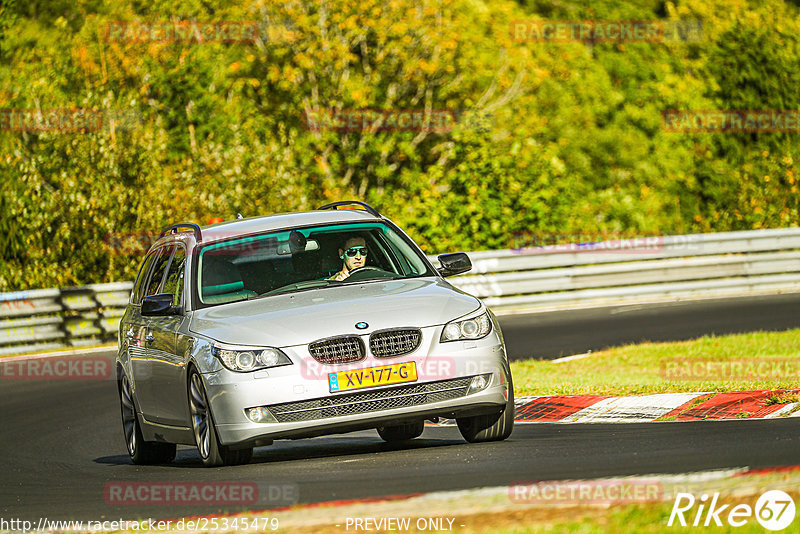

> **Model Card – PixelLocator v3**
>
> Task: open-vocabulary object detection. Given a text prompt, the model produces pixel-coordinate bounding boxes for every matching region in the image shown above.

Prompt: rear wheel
[188,370,252,467]
[377,421,424,442]
[119,374,176,464]
[456,375,515,443]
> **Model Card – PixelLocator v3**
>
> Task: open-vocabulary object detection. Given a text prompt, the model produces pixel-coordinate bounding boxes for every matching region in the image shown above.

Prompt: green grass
[253,469,800,534]
[764,392,800,405]
[511,329,800,396]
[457,500,792,534]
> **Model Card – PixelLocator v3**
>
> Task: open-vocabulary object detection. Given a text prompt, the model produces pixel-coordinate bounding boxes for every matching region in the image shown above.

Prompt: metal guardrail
[0,282,132,356]
[439,228,800,312]
[1,228,799,355]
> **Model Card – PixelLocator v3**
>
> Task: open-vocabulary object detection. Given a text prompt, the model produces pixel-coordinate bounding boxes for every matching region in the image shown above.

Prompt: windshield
[194,221,435,307]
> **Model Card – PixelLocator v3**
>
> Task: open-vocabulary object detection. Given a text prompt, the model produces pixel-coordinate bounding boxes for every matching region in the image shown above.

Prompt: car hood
[189,278,480,347]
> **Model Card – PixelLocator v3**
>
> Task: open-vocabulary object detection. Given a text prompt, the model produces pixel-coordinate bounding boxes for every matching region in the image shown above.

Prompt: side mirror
[437,253,472,277]
[141,293,179,316]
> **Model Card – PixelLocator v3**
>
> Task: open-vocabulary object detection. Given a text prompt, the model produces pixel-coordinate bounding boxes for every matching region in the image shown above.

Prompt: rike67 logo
[668,491,796,531]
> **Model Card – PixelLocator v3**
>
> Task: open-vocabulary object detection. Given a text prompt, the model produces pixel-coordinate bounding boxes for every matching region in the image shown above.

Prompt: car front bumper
[203,330,511,446]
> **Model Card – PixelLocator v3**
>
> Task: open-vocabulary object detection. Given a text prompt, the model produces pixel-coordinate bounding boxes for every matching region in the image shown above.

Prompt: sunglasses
[343,246,368,258]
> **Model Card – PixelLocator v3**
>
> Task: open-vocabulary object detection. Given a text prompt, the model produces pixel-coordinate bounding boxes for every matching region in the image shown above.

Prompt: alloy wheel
[189,373,210,459]
[120,376,137,456]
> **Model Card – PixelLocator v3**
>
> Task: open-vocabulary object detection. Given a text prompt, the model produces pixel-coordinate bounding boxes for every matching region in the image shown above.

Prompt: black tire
[377,421,424,442]
[456,374,515,443]
[119,374,176,464]
[188,370,253,467]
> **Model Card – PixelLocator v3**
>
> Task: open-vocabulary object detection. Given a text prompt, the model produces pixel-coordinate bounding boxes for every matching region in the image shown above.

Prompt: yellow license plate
[329,362,417,392]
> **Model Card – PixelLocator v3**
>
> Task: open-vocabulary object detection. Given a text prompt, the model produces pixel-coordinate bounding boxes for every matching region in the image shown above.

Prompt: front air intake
[308,335,366,365]
[370,329,421,358]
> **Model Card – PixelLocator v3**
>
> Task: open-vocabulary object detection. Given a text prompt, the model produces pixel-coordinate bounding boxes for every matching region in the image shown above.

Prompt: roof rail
[317,200,381,218]
[158,222,202,243]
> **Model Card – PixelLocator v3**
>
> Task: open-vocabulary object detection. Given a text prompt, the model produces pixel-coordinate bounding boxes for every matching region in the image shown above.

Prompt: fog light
[246,406,278,423]
[466,373,492,395]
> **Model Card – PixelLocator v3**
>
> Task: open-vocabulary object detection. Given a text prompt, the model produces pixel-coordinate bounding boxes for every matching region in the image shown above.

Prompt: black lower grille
[269,376,473,423]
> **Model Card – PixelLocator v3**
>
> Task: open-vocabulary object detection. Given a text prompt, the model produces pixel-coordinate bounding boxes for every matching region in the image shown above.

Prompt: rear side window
[163,246,186,306]
[143,246,173,298]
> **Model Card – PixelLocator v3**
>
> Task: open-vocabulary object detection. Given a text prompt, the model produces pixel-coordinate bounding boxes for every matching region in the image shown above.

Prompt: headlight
[212,345,292,372]
[440,310,492,342]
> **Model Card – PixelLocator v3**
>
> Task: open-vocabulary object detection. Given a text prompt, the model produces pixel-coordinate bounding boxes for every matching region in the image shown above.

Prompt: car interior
[198,230,402,304]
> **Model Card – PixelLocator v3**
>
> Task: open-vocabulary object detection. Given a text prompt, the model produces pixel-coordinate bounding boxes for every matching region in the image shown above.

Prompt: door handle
[145,333,155,343]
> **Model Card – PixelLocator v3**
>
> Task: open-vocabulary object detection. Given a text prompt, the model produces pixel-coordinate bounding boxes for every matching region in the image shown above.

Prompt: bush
[0,0,798,290]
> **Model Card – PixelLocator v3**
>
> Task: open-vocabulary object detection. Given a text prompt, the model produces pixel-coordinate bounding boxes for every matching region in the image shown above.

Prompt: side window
[143,246,173,298]
[373,232,405,274]
[131,252,157,304]
[163,246,186,306]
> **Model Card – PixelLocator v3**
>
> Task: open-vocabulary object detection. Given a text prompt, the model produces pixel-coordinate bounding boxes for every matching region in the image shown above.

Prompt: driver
[327,236,368,281]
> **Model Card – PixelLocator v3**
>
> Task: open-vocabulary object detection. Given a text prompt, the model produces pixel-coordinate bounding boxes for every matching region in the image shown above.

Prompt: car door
[144,244,191,426]
[131,245,173,420]
[123,249,157,386]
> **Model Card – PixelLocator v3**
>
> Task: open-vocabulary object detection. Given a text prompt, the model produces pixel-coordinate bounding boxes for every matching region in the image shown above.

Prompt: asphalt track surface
[1,294,799,521]
[498,293,800,360]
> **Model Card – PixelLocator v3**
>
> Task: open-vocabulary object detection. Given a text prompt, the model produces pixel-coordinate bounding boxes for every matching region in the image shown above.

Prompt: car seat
[201,256,257,304]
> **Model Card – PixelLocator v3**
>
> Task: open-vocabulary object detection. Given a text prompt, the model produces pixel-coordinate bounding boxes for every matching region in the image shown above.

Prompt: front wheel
[456,375,515,443]
[119,374,176,464]
[377,421,424,442]
[188,371,252,467]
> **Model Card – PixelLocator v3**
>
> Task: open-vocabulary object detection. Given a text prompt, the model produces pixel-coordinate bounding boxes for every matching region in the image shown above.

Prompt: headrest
[201,256,243,291]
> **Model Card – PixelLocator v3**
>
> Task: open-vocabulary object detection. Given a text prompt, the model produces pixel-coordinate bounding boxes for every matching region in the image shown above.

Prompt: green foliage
[0,0,799,290]
[0,0,17,60]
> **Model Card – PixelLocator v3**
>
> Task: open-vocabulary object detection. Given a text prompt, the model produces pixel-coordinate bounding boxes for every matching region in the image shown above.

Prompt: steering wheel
[345,266,394,282]
[349,266,381,273]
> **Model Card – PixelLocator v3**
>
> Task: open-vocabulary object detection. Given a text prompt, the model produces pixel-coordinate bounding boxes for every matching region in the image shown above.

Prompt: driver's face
[340,238,367,271]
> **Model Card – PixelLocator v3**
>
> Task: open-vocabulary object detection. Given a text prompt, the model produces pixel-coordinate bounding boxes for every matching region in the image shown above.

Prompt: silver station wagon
[116,201,514,466]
